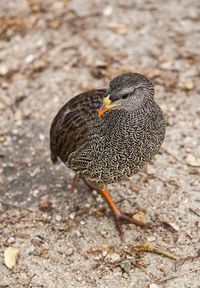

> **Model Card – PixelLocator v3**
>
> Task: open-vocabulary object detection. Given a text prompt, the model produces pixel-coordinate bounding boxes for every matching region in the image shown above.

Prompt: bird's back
[50,89,106,164]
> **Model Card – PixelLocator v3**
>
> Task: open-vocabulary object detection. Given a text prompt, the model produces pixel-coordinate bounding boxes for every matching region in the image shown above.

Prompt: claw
[79,178,151,239]
[113,210,149,240]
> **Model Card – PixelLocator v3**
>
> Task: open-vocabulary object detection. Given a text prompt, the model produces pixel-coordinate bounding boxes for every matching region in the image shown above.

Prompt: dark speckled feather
[50,89,106,163]
[50,73,166,186]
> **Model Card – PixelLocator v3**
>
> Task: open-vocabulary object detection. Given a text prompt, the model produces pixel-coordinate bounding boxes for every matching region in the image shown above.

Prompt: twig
[176,253,200,267]
[68,12,102,22]
[160,268,200,283]
[134,242,179,260]
[0,200,33,212]
[189,207,200,217]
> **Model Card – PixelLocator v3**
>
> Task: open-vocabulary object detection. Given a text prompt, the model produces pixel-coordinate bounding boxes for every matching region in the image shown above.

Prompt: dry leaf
[94,60,108,68]
[162,221,179,233]
[184,82,194,90]
[38,195,52,211]
[0,64,9,76]
[109,23,128,34]
[0,100,7,110]
[149,284,160,288]
[4,247,20,269]
[132,211,147,225]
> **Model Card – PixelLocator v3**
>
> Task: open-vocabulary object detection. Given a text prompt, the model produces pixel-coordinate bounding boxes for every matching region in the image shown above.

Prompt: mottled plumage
[50,73,166,186]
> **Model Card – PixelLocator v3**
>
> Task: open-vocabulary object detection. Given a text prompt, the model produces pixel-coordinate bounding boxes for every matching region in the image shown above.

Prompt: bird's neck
[114,97,155,117]
[102,98,158,133]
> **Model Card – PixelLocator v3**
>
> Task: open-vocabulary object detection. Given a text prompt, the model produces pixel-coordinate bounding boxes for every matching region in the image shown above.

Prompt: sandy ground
[0,0,200,287]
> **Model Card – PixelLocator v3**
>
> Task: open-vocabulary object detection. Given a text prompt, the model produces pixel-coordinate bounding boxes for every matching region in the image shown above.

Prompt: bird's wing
[49,89,106,164]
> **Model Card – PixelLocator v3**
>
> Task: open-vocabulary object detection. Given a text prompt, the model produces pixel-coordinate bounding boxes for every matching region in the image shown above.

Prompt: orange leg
[83,179,148,240]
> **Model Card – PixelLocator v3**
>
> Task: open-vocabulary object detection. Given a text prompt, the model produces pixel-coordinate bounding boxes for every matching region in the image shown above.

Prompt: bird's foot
[113,210,150,241]
[81,179,151,240]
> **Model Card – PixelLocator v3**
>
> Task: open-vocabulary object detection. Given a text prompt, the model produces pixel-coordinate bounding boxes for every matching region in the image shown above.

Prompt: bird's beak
[97,95,119,118]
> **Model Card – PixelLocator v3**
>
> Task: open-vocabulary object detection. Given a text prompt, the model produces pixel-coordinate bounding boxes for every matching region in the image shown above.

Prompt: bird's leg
[99,188,148,240]
[69,173,80,193]
[83,179,148,240]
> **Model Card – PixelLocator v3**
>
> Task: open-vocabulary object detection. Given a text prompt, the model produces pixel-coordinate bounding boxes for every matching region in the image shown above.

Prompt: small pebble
[94,255,102,261]
[184,81,194,90]
[100,230,107,237]
[55,214,62,222]
[96,195,104,203]
[102,251,108,257]
[108,253,121,263]
[103,6,113,16]
[0,101,6,110]
[160,61,172,70]
[65,248,74,256]
[7,237,16,244]
[25,54,35,64]
[109,23,128,34]
[92,190,98,196]
[0,64,9,76]
[186,154,200,167]
[11,129,19,135]
[32,189,39,197]
[39,134,45,141]
[146,164,156,175]
[94,60,108,68]
[149,284,160,288]
[147,235,156,242]
[168,222,179,232]
[27,245,36,255]
[69,213,75,220]
[73,230,81,237]
[122,273,129,279]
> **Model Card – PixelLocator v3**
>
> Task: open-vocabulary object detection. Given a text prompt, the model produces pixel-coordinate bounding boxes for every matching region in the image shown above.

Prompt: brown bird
[50,73,166,238]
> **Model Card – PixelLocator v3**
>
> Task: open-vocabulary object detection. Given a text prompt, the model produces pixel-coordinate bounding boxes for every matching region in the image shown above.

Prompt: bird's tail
[50,151,58,164]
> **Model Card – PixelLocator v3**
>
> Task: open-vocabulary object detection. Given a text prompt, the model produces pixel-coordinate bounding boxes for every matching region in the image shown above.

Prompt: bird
[50,72,166,239]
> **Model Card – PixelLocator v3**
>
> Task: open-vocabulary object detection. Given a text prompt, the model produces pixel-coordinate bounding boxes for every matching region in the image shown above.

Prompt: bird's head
[98,73,154,117]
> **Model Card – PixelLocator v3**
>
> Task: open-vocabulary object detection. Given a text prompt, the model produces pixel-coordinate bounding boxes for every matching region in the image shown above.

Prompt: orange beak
[97,95,119,118]
[98,104,108,118]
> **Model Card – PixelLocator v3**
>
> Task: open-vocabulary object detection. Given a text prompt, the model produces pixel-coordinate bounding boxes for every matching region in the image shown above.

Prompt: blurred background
[0,1,200,287]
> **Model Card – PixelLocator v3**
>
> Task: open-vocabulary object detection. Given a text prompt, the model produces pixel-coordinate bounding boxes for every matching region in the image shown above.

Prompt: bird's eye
[121,93,129,99]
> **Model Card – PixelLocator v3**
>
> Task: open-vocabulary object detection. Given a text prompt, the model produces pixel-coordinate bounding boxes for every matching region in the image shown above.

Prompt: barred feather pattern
[50,87,166,186]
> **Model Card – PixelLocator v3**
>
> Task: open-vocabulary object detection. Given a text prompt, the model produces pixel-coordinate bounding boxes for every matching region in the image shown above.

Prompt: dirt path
[0,1,200,287]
